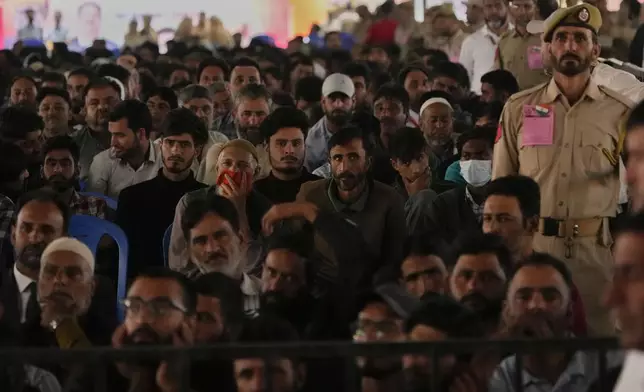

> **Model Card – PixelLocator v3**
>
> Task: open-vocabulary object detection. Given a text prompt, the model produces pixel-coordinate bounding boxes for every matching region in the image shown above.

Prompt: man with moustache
[254,107,320,203]
[71,78,122,180]
[41,136,108,219]
[305,73,356,172]
[493,3,633,335]
[88,100,162,199]
[449,232,511,334]
[117,108,207,276]
[0,190,69,336]
[112,268,197,392]
[459,0,512,94]
[37,88,72,140]
[495,0,549,90]
[297,127,406,286]
[227,83,273,179]
[490,253,622,391]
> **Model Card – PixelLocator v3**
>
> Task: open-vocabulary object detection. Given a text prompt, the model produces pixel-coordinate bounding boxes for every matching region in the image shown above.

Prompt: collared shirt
[0,195,14,255]
[493,77,632,219]
[18,24,43,41]
[614,350,644,392]
[71,126,109,181]
[459,24,511,94]
[593,62,644,103]
[327,180,370,213]
[465,186,483,223]
[87,142,162,199]
[495,29,548,90]
[69,190,108,219]
[14,263,35,323]
[489,350,623,392]
[312,162,331,179]
[47,27,69,42]
[212,112,238,140]
[305,116,333,172]
[180,267,262,316]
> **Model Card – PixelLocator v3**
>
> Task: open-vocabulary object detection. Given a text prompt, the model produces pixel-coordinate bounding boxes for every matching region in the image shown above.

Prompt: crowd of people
[3,0,644,391]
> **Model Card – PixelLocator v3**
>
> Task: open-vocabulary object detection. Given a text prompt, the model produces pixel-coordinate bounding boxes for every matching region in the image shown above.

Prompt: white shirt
[593,62,644,103]
[459,25,509,94]
[614,350,644,392]
[87,142,162,199]
[47,27,69,43]
[18,25,43,41]
[14,263,36,323]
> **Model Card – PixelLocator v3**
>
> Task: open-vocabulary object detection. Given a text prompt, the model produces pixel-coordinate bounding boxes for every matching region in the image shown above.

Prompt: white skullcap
[103,76,126,100]
[41,237,95,273]
[420,97,453,116]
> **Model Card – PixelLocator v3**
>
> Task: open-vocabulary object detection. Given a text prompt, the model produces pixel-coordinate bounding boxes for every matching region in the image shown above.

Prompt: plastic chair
[68,215,128,321]
[78,179,87,192]
[79,192,118,210]
[162,224,172,268]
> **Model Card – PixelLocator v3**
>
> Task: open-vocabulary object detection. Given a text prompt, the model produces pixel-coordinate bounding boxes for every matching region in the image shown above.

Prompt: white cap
[41,237,95,273]
[420,97,453,116]
[322,73,355,98]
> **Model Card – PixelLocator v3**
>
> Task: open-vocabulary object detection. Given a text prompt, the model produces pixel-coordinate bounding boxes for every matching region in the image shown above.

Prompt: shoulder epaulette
[597,84,635,109]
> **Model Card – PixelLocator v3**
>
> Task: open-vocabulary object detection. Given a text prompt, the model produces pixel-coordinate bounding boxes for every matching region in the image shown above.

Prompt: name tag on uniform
[527,46,543,70]
[522,104,554,146]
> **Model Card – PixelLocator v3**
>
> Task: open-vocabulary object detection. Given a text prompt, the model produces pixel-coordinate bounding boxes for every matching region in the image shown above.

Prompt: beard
[509,310,569,339]
[460,292,503,326]
[359,358,401,380]
[260,290,312,322]
[551,51,591,76]
[237,126,263,146]
[332,171,366,191]
[164,155,192,174]
[112,138,140,159]
[16,243,47,270]
[123,324,173,368]
[195,244,244,278]
[326,109,351,127]
[45,174,75,192]
[270,155,302,176]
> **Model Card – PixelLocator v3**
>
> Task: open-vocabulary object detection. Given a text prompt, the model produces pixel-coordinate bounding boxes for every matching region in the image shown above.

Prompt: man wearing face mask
[459,0,512,94]
[412,128,495,250]
[494,4,633,335]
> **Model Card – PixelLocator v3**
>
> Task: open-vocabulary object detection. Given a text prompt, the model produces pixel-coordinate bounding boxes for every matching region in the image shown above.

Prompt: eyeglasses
[121,297,187,318]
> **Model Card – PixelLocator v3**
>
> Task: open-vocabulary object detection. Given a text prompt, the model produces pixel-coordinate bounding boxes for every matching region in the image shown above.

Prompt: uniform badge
[578,8,590,23]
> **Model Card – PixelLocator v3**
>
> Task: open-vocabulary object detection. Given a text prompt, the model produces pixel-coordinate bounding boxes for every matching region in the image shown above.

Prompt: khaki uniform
[494,30,549,90]
[493,78,633,335]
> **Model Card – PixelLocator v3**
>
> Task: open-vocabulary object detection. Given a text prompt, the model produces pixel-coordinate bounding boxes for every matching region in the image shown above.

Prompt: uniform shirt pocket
[579,128,617,176]
[518,144,554,176]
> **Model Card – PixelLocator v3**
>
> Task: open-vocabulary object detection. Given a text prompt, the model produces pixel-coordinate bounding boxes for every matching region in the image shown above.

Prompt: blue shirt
[489,350,623,392]
[305,116,333,172]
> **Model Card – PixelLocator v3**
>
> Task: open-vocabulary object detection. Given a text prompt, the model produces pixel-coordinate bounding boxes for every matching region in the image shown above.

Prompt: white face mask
[460,159,492,187]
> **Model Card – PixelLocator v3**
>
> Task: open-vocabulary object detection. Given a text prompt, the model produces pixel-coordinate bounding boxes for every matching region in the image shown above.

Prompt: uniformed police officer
[493,3,633,335]
[494,0,549,90]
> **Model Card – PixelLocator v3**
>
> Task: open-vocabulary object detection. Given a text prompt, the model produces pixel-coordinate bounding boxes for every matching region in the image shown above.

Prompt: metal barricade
[0,337,620,392]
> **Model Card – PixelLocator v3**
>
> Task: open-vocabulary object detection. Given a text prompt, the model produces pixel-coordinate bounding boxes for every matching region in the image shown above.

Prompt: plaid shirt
[212,112,238,140]
[0,195,14,255]
[69,191,108,219]
[465,186,483,223]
